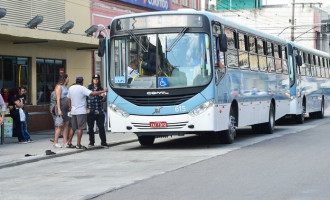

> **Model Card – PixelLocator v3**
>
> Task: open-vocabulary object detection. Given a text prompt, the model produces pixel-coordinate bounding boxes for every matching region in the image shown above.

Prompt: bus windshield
[109,32,212,89]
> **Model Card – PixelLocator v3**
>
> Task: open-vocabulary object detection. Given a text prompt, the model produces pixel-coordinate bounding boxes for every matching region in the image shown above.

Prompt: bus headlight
[188,99,214,117]
[109,104,130,118]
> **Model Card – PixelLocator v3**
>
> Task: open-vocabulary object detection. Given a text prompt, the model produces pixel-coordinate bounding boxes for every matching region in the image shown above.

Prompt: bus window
[225,28,238,68]
[315,55,321,77]
[282,46,288,74]
[320,57,324,78]
[288,54,295,87]
[238,33,249,70]
[299,51,306,76]
[275,45,282,73]
[325,59,329,78]
[303,52,310,76]
[267,42,275,73]
[249,36,258,71]
[257,39,267,71]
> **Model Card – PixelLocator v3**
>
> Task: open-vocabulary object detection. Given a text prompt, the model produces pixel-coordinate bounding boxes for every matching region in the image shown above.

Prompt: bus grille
[131,121,188,129]
[122,94,195,106]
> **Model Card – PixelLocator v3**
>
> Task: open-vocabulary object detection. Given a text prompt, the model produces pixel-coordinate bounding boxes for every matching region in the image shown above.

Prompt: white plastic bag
[19,108,26,122]
[54,115,63,127]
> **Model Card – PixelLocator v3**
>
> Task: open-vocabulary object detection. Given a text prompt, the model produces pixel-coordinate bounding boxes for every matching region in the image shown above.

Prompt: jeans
[87,112,106,145]
[21,121,31,140]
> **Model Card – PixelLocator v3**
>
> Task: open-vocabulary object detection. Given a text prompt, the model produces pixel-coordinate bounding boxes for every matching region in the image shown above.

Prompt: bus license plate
[150,121,168,128]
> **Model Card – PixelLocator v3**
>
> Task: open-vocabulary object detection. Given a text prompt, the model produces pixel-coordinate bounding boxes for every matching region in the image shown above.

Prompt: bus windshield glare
[110,33,212,89]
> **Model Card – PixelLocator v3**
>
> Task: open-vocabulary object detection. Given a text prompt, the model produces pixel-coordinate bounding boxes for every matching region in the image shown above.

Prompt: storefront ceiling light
[26,15,43,29]
[85,25,98,36]
[0,8,6,19]
[60,20,74,33]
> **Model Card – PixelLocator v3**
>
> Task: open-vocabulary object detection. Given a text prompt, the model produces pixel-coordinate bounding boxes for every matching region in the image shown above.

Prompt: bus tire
[316,100,324,119]
[218,107,236,144]
[138,136,155,146]
[295,105,305,124]
[262,103,275,134]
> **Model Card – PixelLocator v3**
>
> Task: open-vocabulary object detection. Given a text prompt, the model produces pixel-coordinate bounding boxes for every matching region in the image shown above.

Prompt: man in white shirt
[67,76,108,149]
[127,59,140,78]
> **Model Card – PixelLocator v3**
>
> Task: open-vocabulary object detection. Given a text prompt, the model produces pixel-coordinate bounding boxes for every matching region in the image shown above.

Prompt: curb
[0,139,138,170]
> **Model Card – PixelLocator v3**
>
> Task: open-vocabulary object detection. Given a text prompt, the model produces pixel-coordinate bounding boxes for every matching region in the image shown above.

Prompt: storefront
[0,0,98,132]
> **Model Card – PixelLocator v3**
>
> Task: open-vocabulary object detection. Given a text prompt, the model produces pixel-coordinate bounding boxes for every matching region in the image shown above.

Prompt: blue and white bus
[288,42,330,123]
[103,10,293,145]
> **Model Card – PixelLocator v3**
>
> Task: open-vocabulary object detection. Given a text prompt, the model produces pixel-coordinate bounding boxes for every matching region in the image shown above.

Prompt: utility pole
[291,0,295,41]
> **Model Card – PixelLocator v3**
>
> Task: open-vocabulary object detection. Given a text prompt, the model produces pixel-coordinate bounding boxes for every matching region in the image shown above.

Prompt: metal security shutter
[0,0,65,29]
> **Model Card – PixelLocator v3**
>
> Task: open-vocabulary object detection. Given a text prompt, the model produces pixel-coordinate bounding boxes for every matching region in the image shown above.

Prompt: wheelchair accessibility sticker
[158,77,168,87]
[115,76,126,84]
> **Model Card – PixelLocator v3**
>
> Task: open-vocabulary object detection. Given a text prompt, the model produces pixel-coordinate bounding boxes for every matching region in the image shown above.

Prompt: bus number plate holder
[150,122,168,128]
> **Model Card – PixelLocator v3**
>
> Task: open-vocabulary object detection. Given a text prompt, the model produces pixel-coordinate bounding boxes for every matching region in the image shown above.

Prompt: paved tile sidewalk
[0,130,137,169]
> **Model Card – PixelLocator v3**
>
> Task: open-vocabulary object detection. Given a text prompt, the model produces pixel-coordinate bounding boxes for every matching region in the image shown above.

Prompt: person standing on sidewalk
[86,74,108,147]
[53,74,70,148]
[8,87,32,143]
[0,94,6,125]
[67,76,108,149]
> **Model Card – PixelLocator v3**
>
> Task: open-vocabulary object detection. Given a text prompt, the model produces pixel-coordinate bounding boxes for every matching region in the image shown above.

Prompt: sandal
[76,144,87,150]
[66,144,76,148]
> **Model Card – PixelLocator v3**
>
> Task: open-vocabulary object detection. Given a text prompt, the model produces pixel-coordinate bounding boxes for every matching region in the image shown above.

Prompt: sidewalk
[0,130,137,169]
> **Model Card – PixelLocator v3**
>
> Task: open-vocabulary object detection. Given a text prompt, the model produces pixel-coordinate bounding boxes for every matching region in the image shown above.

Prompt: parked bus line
[99,10,330,145]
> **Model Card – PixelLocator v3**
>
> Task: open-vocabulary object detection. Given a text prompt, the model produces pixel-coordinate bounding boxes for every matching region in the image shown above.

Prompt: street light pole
[291,0,295,41]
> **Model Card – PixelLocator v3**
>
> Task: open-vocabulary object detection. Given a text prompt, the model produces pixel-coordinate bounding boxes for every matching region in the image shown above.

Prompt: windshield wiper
[126,30,148,52]
[166,27,188,52]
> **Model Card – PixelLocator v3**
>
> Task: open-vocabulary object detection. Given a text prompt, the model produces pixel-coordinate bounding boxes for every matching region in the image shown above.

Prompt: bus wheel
[138,136,155,146]
[316,100,324,119]
[295,105,305,124]
[218,107,236,144]
[262,103,275,134]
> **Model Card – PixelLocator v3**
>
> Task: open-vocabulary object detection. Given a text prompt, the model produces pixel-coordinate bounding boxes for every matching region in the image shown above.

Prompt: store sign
[59,68,65,75]
[119,0,170,11]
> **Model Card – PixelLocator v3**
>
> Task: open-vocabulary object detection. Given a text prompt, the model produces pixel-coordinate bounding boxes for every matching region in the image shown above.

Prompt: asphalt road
[1,114,330,200]
[96,119,330,200]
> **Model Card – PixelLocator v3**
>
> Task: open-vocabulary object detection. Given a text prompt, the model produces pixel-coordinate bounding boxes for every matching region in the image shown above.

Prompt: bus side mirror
[98,38,106,57]
[296,55,302,66]
[218,34,227,52]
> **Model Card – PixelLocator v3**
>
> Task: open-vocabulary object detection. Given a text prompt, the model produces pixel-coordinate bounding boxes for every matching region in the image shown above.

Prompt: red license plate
[149,121,168,128]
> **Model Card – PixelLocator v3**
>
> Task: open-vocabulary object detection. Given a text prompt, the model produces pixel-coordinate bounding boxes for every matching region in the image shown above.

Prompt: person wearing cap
[67,76,108,149]
[86,74,108,147]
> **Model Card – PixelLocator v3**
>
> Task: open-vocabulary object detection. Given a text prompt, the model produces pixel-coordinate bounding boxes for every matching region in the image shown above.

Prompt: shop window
[0,56,30,100]
[36,58,65,104]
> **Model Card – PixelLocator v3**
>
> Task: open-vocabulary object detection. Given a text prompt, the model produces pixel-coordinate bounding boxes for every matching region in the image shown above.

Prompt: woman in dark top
[8,87,32,143]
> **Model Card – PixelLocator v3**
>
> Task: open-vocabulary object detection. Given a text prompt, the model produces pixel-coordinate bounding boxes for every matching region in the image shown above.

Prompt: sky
[263,0,330,7]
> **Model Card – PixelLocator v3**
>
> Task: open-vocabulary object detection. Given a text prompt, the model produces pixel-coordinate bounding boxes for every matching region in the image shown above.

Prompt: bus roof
[288,41,330,58]
[111,10,287,45]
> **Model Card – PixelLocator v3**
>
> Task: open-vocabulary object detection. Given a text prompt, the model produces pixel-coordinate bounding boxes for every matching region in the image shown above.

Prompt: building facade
[216,0,262,10]
[0,0,98,131]
[214,3,330,53]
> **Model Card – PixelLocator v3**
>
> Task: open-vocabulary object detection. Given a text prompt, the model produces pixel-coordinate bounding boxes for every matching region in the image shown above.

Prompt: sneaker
[19,140,28,144]
[88,143,94,147]
[53,143,62,148]
[76,144,87,150]
[27,139,34,143]
[101,143,110,147]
